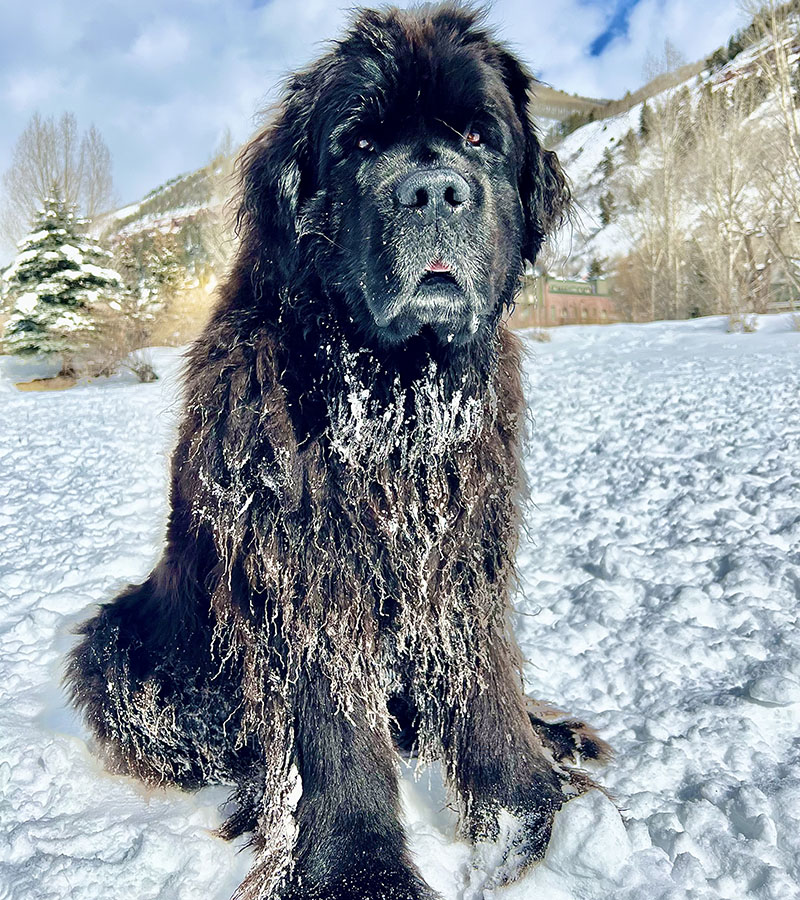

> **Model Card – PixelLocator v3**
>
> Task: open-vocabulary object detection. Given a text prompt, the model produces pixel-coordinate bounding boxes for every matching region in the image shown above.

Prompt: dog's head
[238,4,569,348]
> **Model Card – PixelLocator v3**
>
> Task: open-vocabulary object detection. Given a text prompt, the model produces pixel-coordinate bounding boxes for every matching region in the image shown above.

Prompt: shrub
[727,312,758,333]
[124,349,158,383]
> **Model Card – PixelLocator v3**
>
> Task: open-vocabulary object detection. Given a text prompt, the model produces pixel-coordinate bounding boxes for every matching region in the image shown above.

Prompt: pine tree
[706,47,728,72]
[727,35,743,62]
[598,192,615,227]
[600,147,614,178]
[588,257,605,279]
[2,192,125,372]
[639,101,654,142]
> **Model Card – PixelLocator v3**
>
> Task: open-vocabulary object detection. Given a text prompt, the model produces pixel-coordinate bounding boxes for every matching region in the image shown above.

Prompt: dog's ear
[494,48,571,264]
[236,73,315,284]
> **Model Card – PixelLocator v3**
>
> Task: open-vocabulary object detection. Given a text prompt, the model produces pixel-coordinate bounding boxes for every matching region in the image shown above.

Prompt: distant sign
[548,279,594,296]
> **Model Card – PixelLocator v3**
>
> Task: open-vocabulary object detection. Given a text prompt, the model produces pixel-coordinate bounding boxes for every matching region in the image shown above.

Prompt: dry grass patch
[15,375,77,392]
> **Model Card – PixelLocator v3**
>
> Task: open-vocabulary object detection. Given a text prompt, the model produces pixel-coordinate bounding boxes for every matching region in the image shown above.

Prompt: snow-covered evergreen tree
[2,193,125,372]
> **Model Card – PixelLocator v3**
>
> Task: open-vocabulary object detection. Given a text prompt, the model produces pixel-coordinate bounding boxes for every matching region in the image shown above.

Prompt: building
[508,275,617,329]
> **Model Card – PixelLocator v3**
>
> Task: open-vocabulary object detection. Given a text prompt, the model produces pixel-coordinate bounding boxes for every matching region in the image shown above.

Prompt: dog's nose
[395,169,470,221]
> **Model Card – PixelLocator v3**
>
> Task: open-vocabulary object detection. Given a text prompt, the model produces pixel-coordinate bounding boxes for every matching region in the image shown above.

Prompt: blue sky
[0,0,749,217]
[588,0,643,56]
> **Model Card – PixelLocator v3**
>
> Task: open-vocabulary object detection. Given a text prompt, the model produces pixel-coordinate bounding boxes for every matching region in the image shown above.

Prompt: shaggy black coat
[66,6,609,899]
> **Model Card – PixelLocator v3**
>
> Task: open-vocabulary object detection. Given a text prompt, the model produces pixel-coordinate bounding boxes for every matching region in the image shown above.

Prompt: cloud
[5,69,65,112]
[0,0,752,240]
[559,0,751,96]
[129,21,191,68]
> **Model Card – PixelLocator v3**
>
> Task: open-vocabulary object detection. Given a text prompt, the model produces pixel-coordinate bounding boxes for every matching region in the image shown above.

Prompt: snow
[51,309,94,332]
[114,201,217,239]
[556,104,643,200]
[0,316,799,899]
[111,201,142,221]
[59,243,85,266]
[20,229,52,246]
[12,291,39,316]
[546,102,644,270]
[60,263,123,283]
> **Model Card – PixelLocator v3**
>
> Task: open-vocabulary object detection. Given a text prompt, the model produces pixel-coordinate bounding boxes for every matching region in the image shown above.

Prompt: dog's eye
[356,137,374,151]
[465,130,482,146]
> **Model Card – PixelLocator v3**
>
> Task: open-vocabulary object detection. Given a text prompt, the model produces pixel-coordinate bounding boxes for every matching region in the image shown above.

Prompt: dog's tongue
[427,260,450,273]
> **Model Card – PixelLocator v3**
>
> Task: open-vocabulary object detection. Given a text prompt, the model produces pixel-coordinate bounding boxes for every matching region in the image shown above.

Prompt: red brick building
[509,276,618,328]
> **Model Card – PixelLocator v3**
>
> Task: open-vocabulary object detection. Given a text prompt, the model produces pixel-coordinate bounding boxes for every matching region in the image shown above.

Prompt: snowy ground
[1,315,798,900]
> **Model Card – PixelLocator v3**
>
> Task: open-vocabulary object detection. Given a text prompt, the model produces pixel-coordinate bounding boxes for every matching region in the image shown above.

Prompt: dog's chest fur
[318,341,521,640]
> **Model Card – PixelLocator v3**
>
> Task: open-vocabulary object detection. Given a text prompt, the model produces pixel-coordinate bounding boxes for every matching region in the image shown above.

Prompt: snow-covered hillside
[546,99,641,268]
[0,316,798,900]
[548,33,788,277]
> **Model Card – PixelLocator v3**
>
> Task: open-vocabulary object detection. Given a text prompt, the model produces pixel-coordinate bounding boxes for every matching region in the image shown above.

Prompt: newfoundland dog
[67,5,609,899]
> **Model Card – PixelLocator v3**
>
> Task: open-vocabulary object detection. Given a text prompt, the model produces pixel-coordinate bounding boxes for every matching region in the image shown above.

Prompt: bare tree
[743,0,800,303]
[607,4,800,323]
[643,39,687,83]
[1,112,115,246]
[613,251,651,322]
[208,127,236,205]
[80,124,114,224]
[692,81,764,316]
[621,90,693,320]
[203,127,239,274]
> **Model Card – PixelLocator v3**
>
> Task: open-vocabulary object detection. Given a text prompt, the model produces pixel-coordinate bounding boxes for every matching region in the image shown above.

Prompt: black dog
[67,6,609,899]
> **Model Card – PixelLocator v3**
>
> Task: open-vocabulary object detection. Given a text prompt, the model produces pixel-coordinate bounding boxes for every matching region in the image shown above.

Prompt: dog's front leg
[440,636,573,887]
[274,669,437,900]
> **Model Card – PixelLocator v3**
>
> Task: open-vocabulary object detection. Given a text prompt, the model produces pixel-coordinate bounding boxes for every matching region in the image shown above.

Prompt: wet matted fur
[66,5,610,899]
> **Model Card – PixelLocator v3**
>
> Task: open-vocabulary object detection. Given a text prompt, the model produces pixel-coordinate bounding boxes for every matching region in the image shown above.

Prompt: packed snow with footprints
[0,314,798,899]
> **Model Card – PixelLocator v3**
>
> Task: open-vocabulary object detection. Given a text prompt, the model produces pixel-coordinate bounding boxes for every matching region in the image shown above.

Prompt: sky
[0,0,749,213]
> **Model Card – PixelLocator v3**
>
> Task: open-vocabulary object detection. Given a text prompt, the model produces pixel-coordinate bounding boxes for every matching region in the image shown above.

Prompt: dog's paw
[466,770,565,888]
[525,697,613,766]
[472,805,557,887]
[332,866,438,900]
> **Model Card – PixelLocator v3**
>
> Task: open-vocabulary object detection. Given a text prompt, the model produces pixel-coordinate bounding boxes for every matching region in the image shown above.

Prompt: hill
[545,47,764,272]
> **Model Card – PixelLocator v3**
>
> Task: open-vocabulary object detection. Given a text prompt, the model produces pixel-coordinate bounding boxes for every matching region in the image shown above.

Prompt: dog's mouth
[407,263,472,341]
[418,271,460,290]
[416,260,462,296]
